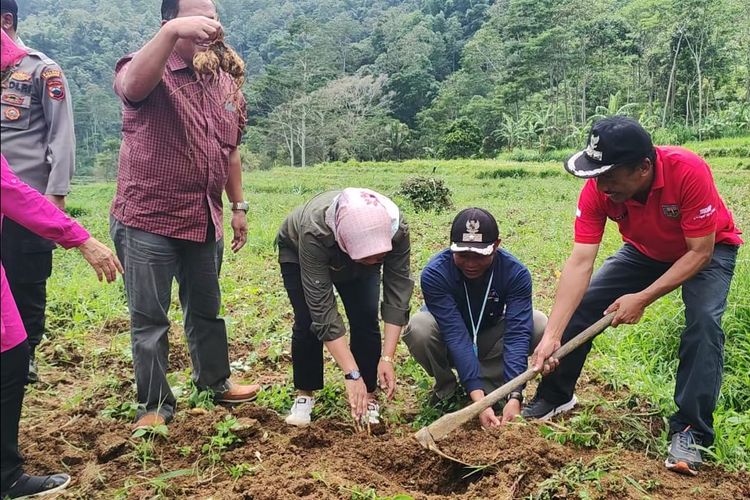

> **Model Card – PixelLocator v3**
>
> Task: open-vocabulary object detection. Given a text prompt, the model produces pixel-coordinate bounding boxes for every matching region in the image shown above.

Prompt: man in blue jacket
[403,208,546,427]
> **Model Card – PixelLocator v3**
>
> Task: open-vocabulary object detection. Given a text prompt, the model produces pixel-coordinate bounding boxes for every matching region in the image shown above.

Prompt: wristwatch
[344,370,361,381]
[506,391,523,404]
[230,201,249,212]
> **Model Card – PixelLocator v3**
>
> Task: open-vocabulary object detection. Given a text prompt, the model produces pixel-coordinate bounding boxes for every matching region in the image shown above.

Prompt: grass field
[24,139,750,498]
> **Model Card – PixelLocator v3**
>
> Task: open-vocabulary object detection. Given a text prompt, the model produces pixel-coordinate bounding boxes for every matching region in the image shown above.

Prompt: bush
[398,176,453,212]
[438,118,483,159]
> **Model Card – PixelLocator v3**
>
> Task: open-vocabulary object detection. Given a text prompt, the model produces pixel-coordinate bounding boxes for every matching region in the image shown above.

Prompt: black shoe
[4,473,71,498]
[27,358,39,384]
[665,426,702,476]
[521,395,577,420]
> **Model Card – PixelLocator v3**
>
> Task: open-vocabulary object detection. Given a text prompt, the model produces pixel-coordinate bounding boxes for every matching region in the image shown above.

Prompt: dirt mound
[19,401,750,499]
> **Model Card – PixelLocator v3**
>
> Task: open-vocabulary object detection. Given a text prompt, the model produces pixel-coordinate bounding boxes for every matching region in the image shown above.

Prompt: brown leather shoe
[132,412,166,432]
[215,382,261,403]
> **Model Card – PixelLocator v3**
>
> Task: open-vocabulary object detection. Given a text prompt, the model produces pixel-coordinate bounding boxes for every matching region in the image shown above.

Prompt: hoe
[415,312,615,454]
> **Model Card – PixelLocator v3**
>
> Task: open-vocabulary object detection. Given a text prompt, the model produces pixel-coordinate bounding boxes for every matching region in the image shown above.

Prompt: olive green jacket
[277,191,414,341]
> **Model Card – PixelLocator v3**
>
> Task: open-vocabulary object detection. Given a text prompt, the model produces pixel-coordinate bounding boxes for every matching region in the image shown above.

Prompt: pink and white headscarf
[325,188,400,260]
[1,30,26,71]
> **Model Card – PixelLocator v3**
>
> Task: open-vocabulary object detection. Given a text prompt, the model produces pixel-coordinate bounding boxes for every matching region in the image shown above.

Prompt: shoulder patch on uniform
[41,68,63,80]
[10,71,32,82]
[4,107,21,121]
[46,79,65,101]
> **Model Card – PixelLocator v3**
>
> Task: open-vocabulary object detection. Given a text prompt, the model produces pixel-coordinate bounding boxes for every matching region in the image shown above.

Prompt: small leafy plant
[398,176,452,212]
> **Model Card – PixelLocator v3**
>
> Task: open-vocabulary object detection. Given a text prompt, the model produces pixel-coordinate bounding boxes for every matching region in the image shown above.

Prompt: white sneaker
[365,401,380,424]
[285,396,314,427]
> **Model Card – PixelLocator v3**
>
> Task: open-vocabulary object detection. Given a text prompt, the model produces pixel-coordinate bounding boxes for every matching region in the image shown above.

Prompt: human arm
[225,147,247,253]
[0,156,122,282]
[298,232,367,418]
[605,234,714,325]
[531,242,599,374]
[324,337,369,420]
[39,66,75,202]
[378,221,414,399]
[377,322,400,399]
[605,158,722,325]
[116,16,222,103]
[500,265,534,391]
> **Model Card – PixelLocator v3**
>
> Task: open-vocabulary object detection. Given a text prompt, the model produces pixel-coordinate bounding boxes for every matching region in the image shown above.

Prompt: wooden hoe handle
[415,312,615,449]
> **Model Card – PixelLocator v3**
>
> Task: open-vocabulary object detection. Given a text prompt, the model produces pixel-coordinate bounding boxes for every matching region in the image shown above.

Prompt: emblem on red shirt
[662,204,680,218]
[3,107,21,120]
[46,79,65,101]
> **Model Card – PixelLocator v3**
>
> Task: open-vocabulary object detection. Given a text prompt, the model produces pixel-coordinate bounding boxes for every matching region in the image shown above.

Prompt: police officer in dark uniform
[1,0,76,384]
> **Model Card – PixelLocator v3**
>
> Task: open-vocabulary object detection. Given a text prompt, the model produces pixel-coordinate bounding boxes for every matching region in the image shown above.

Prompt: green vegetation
[19,0,750,174]
[47,143,749,475]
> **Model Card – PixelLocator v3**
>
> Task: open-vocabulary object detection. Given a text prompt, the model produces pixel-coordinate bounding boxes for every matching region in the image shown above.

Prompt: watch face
[345,370,361,380]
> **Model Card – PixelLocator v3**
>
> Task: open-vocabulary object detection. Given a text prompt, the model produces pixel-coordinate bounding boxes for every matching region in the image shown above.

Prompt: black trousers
[1,218,54,352]
[0,340,30,495]
[280,262,381,393]
[536,244,737,446]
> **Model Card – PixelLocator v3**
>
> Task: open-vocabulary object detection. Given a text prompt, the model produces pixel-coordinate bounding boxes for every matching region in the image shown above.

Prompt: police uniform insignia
[41,69,63,80]
[46,79,65,101]
[4,107,21,120]
[1,93,26,106]
[10,71,32,82]
[662,204,680,218]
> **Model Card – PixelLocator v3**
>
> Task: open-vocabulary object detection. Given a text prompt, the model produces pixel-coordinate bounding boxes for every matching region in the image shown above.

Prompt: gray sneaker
[521,395,577,420]
[665,426,702,476]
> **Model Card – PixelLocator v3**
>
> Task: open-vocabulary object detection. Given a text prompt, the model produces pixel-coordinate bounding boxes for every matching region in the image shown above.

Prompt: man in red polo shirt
[523,116,742,476]
[109,0,260,431]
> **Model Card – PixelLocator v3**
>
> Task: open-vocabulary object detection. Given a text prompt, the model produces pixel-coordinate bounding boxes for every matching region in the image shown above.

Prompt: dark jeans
[536,243,738,445]
[280,262,381,393]
[1,218,54,353]
[1,340,30,495]
[110,216,230,421]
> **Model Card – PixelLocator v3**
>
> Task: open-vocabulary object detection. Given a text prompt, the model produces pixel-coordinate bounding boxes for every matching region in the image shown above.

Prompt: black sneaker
[521,395,577,420]
[665,426,702,476]
[4,473,71,498]
[27,357,39,385]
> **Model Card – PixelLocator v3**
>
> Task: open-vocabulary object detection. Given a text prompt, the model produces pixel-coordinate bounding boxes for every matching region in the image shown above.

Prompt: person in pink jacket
[1,30,123,499]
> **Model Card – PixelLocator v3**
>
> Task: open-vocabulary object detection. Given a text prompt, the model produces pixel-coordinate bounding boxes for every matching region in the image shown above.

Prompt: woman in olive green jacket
[276,188,414,426]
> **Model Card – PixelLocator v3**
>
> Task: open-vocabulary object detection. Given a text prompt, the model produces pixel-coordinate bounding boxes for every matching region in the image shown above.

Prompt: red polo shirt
[111,52,246,242]
[574,146,743,263]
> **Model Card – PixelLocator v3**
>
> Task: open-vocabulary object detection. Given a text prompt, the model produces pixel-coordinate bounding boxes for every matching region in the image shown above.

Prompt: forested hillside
[18,0,750,176]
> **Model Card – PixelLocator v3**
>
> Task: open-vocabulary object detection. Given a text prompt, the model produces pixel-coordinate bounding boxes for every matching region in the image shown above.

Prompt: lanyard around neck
[464,270,494,355]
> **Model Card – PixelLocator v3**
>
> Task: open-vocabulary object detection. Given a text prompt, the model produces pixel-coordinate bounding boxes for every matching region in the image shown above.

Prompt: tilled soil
[18,325,749,499]
[19,397,750,499]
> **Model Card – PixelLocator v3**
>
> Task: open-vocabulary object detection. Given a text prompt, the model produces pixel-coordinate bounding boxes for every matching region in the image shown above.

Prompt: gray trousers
[110,217,231,421]
[403,310,547,399]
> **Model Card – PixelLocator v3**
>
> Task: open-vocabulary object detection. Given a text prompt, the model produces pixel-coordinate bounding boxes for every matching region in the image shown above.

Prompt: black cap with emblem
[450,207,499,256]
[565,116,654,178]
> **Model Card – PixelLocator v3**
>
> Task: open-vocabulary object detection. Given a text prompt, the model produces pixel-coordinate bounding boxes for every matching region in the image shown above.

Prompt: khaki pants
[403,310,547,399]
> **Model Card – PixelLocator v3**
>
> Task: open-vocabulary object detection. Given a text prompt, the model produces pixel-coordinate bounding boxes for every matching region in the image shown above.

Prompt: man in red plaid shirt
[109,0,260,431]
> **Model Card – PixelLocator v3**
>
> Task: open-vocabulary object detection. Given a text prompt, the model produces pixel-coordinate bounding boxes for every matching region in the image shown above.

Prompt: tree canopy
[16,0,750,176]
